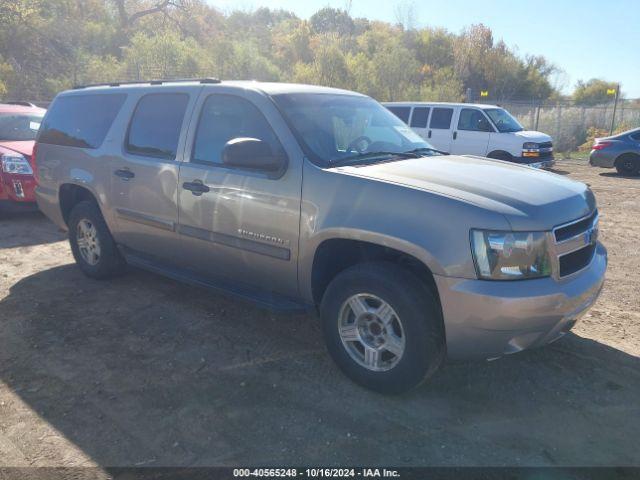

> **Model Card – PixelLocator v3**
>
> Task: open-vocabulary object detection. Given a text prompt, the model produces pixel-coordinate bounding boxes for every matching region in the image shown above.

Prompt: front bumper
[514,156,555,170]
[0,172,37,202]
[435,242,607,360]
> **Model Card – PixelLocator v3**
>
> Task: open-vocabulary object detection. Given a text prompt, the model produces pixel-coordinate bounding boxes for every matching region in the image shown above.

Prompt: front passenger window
[458,109,493,132]
[192,95,283,165]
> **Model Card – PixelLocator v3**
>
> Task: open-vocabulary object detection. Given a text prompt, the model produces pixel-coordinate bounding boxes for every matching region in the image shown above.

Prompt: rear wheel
[68,200,126,279]
[320,262,445,394]
[615,154,640,176]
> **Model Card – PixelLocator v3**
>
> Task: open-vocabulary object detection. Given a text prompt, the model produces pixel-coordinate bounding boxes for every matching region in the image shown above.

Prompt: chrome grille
[552,210,599,278]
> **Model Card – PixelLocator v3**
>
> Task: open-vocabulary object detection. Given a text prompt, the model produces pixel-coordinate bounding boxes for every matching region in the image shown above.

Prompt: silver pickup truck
[34,80,607,393]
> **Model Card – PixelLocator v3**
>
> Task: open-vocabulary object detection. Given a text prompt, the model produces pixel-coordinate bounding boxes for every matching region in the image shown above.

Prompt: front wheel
[320,262,445,394]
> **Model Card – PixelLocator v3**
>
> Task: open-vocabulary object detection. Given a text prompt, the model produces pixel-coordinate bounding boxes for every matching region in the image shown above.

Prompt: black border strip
[0,467,636,480]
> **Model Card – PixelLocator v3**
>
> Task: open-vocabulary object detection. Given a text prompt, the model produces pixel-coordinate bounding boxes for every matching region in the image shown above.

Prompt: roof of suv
[67,80,365,98]
[383,101,500,109]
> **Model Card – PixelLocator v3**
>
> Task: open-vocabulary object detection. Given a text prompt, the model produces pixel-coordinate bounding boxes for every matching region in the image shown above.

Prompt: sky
[206,0,640,97]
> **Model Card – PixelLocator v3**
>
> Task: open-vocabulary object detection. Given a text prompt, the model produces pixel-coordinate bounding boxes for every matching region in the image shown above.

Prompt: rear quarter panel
[35,90,135,230]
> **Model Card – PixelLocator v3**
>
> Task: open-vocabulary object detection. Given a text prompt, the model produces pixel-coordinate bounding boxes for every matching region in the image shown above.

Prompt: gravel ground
[0,159,638,468]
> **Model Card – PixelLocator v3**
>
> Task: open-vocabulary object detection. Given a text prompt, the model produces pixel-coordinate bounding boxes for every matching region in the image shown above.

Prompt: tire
[320,262,445,394]
[615,154,640,176]
[487,151,513,162]
[68,200,126,279]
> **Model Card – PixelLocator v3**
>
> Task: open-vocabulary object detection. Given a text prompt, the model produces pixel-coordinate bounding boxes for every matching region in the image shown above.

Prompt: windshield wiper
[329,150,421,166]
[404,147,447,156]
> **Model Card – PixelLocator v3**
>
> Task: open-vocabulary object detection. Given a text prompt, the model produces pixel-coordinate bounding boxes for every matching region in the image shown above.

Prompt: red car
[0,102,46,212]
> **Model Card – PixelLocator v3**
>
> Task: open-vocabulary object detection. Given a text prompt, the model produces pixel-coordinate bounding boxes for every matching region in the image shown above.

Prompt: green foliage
[122,32,214,79]
[0,0,562,103]
[309,7,354,36]
[573,78,619,106]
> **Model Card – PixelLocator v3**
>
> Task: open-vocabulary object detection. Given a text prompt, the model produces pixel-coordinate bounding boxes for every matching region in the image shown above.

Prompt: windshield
[272,93,438,166]
[484,108,524,133]
[0,113,44,141]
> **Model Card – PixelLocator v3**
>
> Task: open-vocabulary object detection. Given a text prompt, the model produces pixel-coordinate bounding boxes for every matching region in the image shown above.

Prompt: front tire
[615,154,640,176]
[320,262,445,394]
[68,200,126,279]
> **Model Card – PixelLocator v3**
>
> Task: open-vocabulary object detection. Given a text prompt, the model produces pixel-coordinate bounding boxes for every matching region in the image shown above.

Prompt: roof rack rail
[5,101,38,107]
[72,78,221,89]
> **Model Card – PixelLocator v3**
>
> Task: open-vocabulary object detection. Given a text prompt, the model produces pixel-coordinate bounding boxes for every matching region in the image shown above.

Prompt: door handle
[114,168,135,180]
[182,180,210,196]
[453,131,458,140]
[428,130,432,138]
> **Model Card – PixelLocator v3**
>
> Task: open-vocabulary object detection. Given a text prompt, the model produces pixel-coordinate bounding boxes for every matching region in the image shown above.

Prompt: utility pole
[609,83,620,135]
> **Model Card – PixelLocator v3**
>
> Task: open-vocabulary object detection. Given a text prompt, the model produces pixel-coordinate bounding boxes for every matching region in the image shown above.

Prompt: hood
[508,130,552,143]
[0,140,35,157]
[334,155,595,231]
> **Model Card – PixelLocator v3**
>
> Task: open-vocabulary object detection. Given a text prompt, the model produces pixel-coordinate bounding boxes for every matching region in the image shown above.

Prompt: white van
[383,102,554,169]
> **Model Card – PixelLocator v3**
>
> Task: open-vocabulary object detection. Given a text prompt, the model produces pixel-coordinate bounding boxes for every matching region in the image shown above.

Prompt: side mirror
[222,137,285,173]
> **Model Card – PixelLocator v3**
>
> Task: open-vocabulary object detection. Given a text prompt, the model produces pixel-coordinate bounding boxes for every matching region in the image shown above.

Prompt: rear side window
[192,94,283,166]
[630,131,640,141]
[38,94,126,148]
[410,107,430,128]
[386,106,411,124]
[126,93,189,160]
[429,108,453,129]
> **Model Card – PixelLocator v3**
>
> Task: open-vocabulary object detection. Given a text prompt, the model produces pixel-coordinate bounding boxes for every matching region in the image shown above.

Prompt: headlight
[471,230,552,280]
[1,154,33,175]
[522,142,539,150]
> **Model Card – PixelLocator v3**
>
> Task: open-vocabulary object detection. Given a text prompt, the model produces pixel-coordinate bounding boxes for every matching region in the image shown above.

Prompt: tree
[419,67,464,102]
[309,7,354,36]
[121,31,213,79]
[0,2,562,103]
[452,24,493,95]
[415,27,454,69]
[111,0,189,30]
[573,79,619,106]
[293,36,351,89]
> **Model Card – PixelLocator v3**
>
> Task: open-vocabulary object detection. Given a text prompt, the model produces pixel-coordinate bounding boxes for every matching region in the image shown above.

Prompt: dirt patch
[0,159,638,467]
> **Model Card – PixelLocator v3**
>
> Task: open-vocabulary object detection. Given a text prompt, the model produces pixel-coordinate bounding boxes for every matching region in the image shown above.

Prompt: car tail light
[592,142,611,150]
[31,143,39,182]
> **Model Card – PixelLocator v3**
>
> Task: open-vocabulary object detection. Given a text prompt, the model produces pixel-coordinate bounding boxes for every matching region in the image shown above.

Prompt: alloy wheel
[338,293,405,372]
[76,218,101,266]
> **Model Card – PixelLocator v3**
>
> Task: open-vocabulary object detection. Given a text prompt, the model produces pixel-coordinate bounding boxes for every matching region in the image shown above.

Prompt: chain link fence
[479,99,640,153]
[15,71,640,154]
